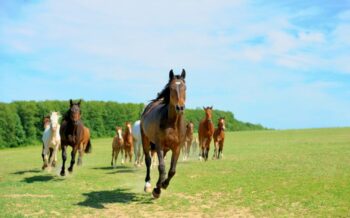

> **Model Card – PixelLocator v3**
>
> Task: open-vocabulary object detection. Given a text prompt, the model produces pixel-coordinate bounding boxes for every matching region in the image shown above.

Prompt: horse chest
[163,128,180,146]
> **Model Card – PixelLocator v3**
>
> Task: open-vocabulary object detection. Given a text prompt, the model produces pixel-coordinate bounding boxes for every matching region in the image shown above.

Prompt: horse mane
[142,75,184,117]
[63,108,72,121]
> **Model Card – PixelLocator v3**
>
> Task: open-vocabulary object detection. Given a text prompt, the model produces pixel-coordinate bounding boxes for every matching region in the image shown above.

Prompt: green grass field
[1,128,350,217]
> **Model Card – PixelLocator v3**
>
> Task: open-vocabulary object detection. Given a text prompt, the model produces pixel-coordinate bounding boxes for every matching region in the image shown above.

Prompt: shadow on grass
[22,175,59,183]
[13,169,41,175]
[77,188,153,209]
[106,168,136,174]
[92,166,136,174]
[92,165,128,170]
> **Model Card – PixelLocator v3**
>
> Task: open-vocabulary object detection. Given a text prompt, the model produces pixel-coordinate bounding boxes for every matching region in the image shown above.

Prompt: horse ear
[181,69,186,79]
[78,100,82,106]
[210,106,213,110]
[169,69,174,80]
[203,106,206,110]
[70,99,73,106]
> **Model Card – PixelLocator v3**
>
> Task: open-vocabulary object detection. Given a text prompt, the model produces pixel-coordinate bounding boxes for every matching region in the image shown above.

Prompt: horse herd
[40,69,226,198]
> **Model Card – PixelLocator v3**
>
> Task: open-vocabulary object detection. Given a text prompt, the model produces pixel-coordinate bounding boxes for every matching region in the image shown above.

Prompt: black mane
[152,75,185,105]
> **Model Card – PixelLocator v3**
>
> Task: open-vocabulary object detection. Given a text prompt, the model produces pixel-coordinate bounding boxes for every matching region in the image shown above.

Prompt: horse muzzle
[175,105,185,114]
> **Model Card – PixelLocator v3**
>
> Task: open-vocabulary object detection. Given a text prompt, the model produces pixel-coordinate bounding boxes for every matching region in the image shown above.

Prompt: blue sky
[1,0,350,129]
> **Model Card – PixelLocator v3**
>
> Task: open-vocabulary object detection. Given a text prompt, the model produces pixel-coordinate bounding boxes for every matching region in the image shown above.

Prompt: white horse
[42,112,61,170]
[133,120,143,167]
[133,120,158,168]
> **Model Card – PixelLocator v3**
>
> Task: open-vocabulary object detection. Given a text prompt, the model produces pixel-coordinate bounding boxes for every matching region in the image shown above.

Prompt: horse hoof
[152,188,161,199]
[144,182,152,193]
[161,182,169,190]
[68,167,73,173]
[60,171,65,176]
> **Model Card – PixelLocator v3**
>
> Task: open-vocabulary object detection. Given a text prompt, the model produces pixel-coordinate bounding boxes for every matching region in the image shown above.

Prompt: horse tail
[85,139,92,153]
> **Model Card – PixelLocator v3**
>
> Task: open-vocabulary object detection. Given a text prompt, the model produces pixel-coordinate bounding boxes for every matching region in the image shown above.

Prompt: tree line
[0,100,266,148]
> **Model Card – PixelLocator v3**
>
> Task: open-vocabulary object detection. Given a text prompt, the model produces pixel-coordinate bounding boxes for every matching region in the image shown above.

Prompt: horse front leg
[68,146,78,173]
[144,151,152,193]
[42,145,49,170]
[111,148,114,167]
[48,147,54,167]
[213,141,218,160]
[162,146,180,190]
[153,145,166,198]
[52,145,59,167]
[77,147,84,166]
[60,145,67,176]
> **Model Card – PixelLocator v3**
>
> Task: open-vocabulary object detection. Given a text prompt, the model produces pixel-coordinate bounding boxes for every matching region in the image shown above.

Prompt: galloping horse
[123,122,134,163]
[41,115,51,162]
[182,121,194,161]
[198,106,214,161]
[111,126,124,167]
[60,100,92,176]
[42,112,61,169]
[213,117,226,159]
[141,69,187,198]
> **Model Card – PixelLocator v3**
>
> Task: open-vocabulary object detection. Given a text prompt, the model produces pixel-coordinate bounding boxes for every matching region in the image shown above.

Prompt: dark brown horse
[59,100,91,176]
[213,117,225,159]
[198,106,214,161]
[123,121,134,163]
[141,69,186,198]
[182,121,194,161]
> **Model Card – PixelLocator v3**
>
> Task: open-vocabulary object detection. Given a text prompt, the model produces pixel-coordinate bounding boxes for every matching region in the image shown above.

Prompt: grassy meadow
[0,128,350,217]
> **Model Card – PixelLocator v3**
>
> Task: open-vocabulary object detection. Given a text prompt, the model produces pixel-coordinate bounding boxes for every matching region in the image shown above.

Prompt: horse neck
[124,127,131,137]
[217,123,224,131]
[206,118,214,132]
[50,125,59,140]
[168,104,183,128]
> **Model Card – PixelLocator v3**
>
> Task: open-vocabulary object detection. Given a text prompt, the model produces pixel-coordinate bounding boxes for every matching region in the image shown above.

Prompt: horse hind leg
[77,148,84,166]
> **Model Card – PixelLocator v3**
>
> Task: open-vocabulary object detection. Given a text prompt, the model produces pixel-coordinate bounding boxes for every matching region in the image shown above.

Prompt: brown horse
[213,117,225,159]
[123,121,134,163]
[141,69,186,198]
[198,106,214,161]
[111,126,124,167]
[182,121,194,161]
[59,100,92,176]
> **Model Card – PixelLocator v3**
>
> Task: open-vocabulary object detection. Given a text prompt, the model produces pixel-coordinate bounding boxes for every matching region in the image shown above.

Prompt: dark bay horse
[198,106,214,161]
[141,69,187,198]
[59,100,91,176]
[213,117,226,159]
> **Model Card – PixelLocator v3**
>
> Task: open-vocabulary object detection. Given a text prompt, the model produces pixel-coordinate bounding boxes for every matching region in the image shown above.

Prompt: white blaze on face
[50,112,59,130]
[118,129,122,138]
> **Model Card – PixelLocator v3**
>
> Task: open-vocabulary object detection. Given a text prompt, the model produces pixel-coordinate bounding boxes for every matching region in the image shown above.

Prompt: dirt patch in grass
[73,191,254,218]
